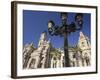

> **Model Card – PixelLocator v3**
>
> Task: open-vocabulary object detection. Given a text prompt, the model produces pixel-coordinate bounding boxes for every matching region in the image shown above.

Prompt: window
[29,58,36,68]
[81,42,85,47]
[82,42,84,44]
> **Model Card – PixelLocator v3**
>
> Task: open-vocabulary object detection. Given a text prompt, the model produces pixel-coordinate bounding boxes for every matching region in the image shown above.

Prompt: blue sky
[23,10,91,48]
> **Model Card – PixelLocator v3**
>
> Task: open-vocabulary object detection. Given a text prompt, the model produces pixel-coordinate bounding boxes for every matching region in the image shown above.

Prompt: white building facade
[23,31,91,69]
[23,32,51,69]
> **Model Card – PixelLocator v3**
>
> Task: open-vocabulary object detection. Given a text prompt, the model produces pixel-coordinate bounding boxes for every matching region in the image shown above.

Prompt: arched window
[81,42,85,47]
[29,58,36,69]
[84,53,90,66]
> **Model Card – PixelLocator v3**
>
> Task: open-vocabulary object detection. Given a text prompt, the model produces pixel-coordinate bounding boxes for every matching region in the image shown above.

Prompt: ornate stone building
[50,31,91,68]
[23,31,91,69]
[23,32,51,69]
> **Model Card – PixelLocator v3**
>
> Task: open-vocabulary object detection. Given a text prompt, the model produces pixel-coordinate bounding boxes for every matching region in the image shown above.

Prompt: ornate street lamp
[47,12,83,67]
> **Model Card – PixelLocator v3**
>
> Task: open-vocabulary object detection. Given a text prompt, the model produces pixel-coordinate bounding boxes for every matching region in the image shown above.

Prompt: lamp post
[47,12,83,67]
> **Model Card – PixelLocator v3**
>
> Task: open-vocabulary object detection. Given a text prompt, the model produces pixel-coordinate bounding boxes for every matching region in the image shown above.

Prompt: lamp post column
[47,13,83,67]
[64,32,70,67]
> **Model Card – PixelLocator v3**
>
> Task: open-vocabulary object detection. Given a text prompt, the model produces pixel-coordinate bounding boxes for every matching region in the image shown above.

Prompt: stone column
[60,54,64,67]
[78,58,83,67]
[51,58,54,68]
[56,59,60,67]
[34,56,40,68]
[26,58,32,68]
[73,58,77,67]
[41,50,46,68]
